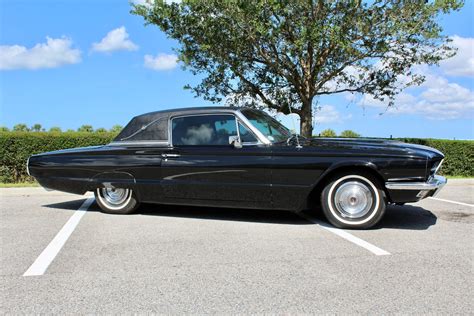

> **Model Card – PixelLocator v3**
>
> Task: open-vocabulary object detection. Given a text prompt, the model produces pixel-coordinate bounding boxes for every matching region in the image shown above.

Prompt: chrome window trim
[108,141,169,147]
[169,111,269,147]
[235,109,272,145]
[237,119,260,146]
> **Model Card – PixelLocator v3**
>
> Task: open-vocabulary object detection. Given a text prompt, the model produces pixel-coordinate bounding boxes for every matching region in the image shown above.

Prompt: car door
[160,113,272,209]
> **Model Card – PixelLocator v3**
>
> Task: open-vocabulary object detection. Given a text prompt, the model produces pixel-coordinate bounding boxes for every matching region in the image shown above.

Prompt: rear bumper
[385,175,447,202]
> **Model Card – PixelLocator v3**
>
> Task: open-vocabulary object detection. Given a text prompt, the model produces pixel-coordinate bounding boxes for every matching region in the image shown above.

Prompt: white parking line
[429,197,474,208]
[23,197,94,277]
[300,214,390,256]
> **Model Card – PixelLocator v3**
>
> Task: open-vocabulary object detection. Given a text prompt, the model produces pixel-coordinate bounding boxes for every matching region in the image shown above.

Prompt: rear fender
[91,172,137,193]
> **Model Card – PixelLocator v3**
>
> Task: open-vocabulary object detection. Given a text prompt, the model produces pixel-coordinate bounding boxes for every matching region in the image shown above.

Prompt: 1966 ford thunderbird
[28,107,446,229]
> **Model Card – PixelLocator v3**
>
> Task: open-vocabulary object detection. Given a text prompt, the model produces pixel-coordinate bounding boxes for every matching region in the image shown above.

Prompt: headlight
[430,159,444,176]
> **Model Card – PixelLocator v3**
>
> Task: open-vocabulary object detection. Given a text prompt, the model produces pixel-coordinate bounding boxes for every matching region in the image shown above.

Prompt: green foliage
[340,130,361,138]
[0,132,471,183]
[13,124,29,132]
[110,125,123,133]
[0,126,10,132]
[31,124,42,132]
[49,126,62,133]
[0,132,116,183]
[133,0,462,137]
[95,127,108,133]
[320,129,337,137]
[397,138,474,178]
[77,125,94,133]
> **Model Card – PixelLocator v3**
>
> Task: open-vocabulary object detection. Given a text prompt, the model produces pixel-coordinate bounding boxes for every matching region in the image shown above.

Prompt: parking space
[1,180,473,313]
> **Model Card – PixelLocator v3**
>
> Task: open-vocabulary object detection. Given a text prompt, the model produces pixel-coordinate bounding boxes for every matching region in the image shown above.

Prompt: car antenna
[287,105,303,149]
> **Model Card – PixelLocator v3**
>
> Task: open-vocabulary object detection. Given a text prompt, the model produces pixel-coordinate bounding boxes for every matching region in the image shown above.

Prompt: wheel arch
[306,162,388,210]
[90,171,139,195]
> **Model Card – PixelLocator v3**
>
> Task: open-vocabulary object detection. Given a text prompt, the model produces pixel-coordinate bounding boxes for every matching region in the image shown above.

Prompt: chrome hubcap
[334,181,373,218]
[100,188,130,206]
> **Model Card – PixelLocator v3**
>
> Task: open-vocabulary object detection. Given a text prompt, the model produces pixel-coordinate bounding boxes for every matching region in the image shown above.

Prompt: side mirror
[229,135,243,149]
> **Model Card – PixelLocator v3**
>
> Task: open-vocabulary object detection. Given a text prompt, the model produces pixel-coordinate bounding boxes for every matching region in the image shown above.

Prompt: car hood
[295,138,444,159]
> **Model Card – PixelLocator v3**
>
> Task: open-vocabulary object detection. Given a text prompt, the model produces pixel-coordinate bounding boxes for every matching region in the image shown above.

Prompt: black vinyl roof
[114,106,241,142]
[137,106,239,117]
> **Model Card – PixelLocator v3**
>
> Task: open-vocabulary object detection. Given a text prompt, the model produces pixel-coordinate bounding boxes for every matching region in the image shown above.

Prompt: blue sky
[0,0,473,139]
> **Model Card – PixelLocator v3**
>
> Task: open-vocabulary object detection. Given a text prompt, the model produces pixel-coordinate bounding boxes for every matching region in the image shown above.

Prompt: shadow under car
[43,199,437,229]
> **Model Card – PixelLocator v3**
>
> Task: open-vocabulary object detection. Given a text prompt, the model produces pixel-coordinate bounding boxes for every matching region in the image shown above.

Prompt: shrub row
[396,138,473,178]
[0,132,472,183]
[0,132,116,183]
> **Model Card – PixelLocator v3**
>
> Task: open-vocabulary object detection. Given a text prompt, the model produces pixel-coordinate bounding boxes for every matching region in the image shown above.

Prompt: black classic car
[28,107,446,229]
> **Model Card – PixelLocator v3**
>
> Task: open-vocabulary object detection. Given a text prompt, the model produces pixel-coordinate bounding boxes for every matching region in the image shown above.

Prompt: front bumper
[385,175,447,199]
[26,156,31,176]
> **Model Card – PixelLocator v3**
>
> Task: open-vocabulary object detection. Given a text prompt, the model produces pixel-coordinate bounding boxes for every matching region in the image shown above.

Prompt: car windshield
[240,109,292,143]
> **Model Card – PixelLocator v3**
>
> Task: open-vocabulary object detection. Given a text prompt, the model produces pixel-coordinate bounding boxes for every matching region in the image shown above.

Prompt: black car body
[28,107,446,229]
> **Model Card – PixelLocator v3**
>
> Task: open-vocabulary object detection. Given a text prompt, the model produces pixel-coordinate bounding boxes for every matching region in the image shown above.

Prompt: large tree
[133,0,462,137]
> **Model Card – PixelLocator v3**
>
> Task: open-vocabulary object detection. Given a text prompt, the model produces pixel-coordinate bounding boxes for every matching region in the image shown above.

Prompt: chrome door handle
[161,153,180,158]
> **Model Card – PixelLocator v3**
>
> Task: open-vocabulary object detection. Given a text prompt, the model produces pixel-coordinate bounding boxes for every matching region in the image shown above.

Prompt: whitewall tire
[321,172,386,229]
[94,187,139,214]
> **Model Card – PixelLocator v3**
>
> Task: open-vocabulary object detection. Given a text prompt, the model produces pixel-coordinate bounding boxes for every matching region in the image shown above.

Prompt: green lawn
[0,182,39,188]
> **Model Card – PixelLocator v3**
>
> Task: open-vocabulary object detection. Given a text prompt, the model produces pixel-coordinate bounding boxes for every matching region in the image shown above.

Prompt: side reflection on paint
[164,169,246,181]
[27,107,446,212]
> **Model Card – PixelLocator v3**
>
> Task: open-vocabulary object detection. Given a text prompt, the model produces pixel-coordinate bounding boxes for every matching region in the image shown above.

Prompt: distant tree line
[2,124,360,138]
[0,124,123,133]
[317,129,360,138]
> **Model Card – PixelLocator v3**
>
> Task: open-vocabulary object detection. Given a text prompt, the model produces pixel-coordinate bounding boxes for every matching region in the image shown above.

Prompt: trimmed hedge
[0,132,116,183]
[396,138,473,178]
[0,132,472,183]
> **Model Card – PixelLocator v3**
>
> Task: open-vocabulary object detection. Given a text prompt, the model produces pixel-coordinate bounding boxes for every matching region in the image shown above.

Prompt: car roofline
[109,106,272,146]
[133,106,243,120]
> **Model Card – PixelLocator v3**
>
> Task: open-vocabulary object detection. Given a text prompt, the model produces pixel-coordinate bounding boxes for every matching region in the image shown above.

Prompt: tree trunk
[299,101,313,138]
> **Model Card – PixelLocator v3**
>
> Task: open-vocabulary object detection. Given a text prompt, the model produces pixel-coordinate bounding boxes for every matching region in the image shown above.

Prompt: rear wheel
[94,187,139,214]
[321,172,386,229]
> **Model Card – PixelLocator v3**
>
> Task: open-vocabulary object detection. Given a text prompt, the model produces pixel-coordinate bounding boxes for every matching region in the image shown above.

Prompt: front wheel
[321,172,386,229]
[94,187,139,214]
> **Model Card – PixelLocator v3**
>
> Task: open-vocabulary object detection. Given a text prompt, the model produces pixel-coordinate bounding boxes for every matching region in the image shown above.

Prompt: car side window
[172,114,238,146]
[238,122,258,143]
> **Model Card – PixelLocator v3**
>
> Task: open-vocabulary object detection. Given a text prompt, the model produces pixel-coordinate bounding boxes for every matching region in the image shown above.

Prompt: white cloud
[440,35,474,77]
[130,0,180,7]
[274,105,350,134]
[359,71,474,120]
[0,37,81,70]
[274,113,300,132]
[92,26,138,53]
[130,0,150,5]
[314,105,350,124]
[144,53,178,70]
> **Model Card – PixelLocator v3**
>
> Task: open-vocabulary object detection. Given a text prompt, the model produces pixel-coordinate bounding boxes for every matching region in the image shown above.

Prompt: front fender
[312,160,380,188]
[299,160,382,212]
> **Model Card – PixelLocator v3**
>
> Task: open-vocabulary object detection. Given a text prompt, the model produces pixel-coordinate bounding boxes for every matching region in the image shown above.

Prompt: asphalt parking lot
[1,179,473,314]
